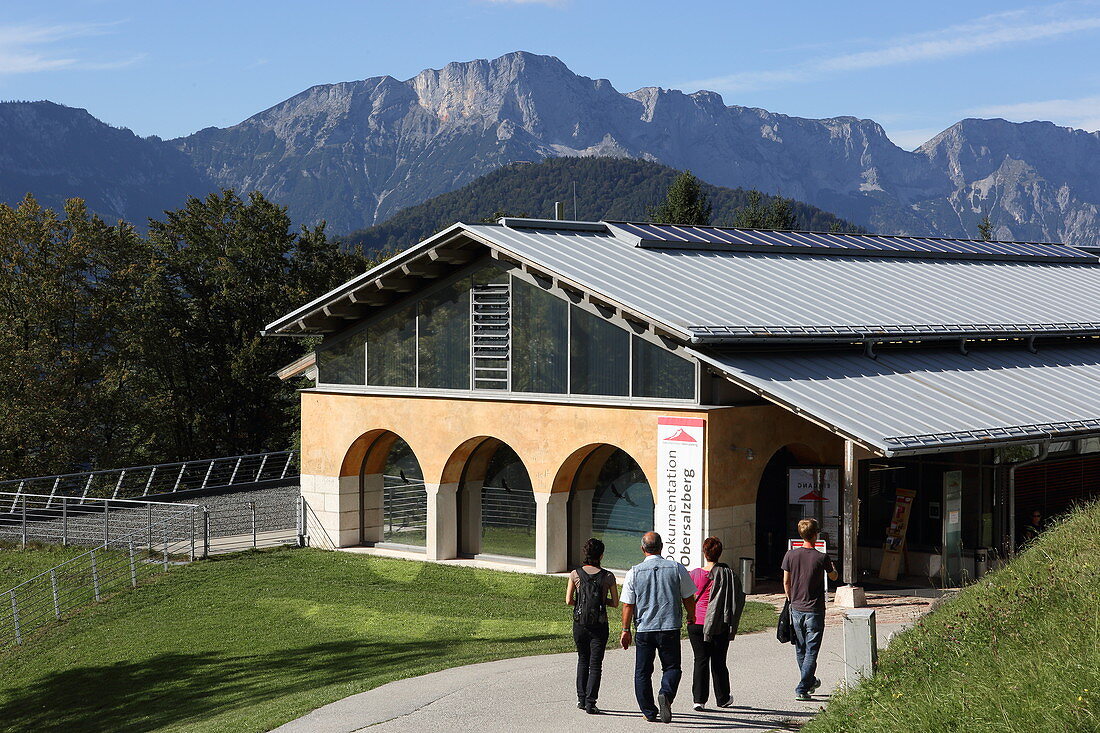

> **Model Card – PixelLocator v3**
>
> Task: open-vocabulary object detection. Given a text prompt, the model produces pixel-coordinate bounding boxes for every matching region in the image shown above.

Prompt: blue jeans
[790,609,825,694]
[634,630,681,718]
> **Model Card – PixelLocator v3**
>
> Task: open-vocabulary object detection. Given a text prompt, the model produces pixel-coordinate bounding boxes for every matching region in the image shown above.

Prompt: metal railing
[1,499,200,648]
[0,451,298,509]
[481,486,536,531]
[383,476,427,545]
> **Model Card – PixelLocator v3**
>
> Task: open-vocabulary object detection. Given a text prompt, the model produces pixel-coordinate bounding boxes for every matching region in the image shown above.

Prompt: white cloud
[686,2,1100,93]
[0,21,135,76]
[968,94,1100,132]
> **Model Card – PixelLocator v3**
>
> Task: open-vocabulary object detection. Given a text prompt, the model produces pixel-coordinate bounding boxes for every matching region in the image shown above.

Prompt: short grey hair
[641,532,663,555]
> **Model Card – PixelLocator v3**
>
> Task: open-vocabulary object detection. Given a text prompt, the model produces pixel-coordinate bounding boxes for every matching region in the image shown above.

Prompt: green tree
[648,170,712,225]
[0,195,148,478]
[131,190,374,460]
[978,214,994,241]
[731,189,798,230]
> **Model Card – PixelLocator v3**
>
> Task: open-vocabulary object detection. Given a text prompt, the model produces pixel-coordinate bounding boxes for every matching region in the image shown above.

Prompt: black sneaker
[644,715,660,722]
[585,705,601,715]
[658,693,672,723]
[795,692,813,701]
[577,701,585,710]
[811,678,822,693]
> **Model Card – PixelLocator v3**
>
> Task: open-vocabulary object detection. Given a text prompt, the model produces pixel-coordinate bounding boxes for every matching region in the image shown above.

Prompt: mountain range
[2,51,1099,244]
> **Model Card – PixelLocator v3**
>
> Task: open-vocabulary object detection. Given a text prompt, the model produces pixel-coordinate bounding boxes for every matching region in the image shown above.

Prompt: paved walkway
[274,621,908,732]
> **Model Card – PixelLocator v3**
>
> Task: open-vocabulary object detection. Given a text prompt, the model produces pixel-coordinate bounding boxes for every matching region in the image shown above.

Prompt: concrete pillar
[299,474,360,548]
[426,482,458,560]
[535,491,570,574]
[458,480,483,556]
[361,473,384,544]
[571,488,593,553]
[842,440,862,591]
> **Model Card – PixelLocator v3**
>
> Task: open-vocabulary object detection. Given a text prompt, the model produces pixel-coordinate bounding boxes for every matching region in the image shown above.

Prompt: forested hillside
[339,157,863,253]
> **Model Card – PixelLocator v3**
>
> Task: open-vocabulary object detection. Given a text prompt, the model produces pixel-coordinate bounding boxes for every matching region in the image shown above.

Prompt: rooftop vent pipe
[555,201,565,220]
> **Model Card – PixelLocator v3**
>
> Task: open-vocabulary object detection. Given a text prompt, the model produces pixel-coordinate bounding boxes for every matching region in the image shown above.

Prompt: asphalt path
[273,622,905,732]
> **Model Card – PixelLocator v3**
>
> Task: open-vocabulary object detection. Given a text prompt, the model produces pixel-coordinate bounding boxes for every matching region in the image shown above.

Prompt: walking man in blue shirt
[620,532,696,723]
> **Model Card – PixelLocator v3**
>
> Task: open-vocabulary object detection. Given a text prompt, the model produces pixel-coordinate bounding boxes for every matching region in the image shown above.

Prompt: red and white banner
[657,416,705,569]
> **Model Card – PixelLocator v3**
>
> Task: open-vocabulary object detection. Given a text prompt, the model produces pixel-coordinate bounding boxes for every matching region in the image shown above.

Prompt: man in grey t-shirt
[781,518,838,701]
[620,532,696,723]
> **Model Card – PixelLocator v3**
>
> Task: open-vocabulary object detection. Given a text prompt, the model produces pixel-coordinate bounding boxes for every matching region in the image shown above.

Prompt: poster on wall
[657,416,706,569]
[787,467,840,562]
[879,488,916,581]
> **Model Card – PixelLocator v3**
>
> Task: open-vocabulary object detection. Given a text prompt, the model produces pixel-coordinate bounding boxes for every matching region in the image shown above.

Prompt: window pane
[591,449,654,571]
[480,444,536,559]
[418,279,470,389]
[316,331,365,385]
[512,278,567,394]
[570,306,629,396]
[632,336,696,399]
[366,303,416,387]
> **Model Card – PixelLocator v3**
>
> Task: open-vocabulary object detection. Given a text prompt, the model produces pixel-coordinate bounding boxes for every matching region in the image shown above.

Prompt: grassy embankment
[0,548,775,733]
[807,501,1100,733]
[1,542,100,587]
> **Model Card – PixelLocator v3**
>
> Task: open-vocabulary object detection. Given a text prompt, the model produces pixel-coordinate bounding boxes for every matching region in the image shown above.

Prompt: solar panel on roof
[603,222,1096,263]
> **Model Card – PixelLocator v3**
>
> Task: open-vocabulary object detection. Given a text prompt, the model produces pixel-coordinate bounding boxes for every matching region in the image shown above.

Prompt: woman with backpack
[688,536,745,711]
[566,537,619,714]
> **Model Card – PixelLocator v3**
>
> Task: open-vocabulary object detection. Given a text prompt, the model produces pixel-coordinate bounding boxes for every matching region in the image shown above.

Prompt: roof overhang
[693,341,1100,457]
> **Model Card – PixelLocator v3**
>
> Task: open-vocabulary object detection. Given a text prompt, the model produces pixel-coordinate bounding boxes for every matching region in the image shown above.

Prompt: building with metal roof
[269,218,1100,593]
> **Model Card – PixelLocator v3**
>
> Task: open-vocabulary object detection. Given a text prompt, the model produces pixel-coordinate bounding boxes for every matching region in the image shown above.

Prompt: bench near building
[266,218,1100,589]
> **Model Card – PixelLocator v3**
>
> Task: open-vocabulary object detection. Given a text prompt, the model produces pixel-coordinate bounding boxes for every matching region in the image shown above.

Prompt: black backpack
[573,568,609,624]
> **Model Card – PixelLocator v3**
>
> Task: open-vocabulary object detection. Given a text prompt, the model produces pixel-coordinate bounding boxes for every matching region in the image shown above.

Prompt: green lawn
[0,548,775,733]
[1,542,100,588]
[806,501,1100,733]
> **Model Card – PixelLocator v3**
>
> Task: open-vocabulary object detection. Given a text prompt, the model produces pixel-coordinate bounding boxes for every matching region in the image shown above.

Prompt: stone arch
[754,443,825,577]
[445,436,537,561]
[557,443,655,571]
[338,429,427,548]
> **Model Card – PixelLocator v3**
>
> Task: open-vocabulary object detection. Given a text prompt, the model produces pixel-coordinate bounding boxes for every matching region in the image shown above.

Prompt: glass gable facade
[316,263,696,402]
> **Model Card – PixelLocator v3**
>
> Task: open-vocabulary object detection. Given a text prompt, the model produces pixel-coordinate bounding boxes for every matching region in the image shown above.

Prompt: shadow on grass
[0,634,560,733]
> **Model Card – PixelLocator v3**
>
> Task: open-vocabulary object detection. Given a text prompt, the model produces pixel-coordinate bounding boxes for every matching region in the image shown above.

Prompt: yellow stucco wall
[300,390,844,509]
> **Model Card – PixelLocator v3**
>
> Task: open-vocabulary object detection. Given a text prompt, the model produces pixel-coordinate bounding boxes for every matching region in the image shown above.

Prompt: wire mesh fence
[0,494,203,555]
[0,451,297,507]
[0,500,199,649]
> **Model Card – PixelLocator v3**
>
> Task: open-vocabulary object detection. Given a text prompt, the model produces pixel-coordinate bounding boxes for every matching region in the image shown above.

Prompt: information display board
[787,467,840,564]
[879,488,916,580]
[656,416,705,569]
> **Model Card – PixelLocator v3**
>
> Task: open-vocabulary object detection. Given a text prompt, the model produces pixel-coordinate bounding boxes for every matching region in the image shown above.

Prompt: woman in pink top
[688,537,733,710]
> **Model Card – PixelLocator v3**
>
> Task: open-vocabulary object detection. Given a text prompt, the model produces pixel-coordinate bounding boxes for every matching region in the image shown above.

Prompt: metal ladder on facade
[471,282,511,390]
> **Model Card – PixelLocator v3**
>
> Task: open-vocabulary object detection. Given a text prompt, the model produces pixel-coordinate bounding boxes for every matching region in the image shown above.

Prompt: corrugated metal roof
[695,343,1100,455]
[465,223,1100,340]
[606,222,1093,262]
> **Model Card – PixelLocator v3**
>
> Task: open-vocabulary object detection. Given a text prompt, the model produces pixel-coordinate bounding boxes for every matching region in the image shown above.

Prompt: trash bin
[740,557,755,594]
[975,548,989,579]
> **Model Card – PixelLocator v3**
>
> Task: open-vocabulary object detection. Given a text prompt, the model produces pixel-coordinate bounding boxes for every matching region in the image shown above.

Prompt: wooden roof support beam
[349,289,393,306]
[323,301,365,319]
[430,247,476,264]
[401,261,447,278]
[374,277,415,292]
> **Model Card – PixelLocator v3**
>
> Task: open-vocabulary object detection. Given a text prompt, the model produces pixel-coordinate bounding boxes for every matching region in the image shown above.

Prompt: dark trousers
[634,630,682,718]
[790,609,825,694]
[687,623,731,706]
[573,621,609,706]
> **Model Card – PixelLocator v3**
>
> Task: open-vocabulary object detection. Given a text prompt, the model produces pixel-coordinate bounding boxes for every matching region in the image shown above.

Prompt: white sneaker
[692,703,705,712]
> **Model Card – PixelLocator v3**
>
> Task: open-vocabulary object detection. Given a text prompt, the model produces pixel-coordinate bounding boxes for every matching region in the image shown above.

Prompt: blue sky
[1,0,1098,149]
